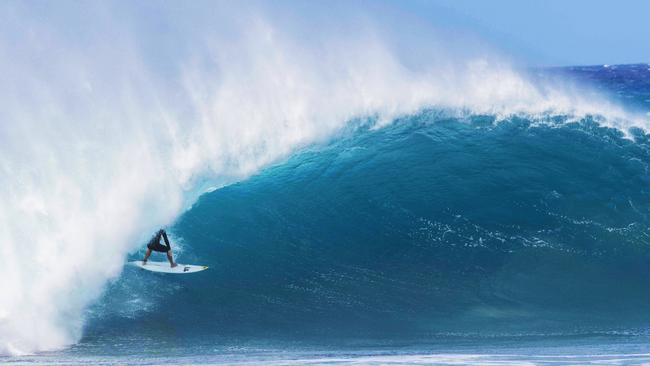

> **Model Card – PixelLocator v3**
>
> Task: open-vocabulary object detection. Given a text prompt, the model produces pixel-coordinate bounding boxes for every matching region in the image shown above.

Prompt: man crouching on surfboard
[142,229,178,268]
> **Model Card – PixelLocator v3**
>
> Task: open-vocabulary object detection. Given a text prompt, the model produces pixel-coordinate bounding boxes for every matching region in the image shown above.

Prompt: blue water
[10,64,650,364]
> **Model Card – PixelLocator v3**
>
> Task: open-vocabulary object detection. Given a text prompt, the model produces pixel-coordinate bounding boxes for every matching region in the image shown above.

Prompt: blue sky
[403,0,650,66]
[4,1,647,68]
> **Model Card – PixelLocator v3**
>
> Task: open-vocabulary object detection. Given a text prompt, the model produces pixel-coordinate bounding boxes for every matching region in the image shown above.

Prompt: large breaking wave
[0,1,648,355]
[96,104,650,345]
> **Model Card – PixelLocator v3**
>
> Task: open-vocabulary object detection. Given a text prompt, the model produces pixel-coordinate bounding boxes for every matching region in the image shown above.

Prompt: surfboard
[129,260,208,274]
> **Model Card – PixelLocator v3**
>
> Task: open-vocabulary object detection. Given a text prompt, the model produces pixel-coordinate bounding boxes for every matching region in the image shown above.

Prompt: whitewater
[2,1,650,362]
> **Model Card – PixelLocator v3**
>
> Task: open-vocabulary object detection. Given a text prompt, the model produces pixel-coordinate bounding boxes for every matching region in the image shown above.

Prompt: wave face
[1,0,650,355]
[87,65,650,344]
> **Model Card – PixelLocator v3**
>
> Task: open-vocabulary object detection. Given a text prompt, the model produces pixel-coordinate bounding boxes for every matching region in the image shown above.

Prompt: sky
[402,0,650,66]
[4,1,647,68]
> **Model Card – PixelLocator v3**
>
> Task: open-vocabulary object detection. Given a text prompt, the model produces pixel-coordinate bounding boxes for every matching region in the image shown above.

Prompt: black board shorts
[147,242,171,253]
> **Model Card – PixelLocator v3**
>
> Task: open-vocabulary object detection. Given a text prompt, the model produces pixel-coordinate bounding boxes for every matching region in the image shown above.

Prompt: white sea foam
[0,1,647,355]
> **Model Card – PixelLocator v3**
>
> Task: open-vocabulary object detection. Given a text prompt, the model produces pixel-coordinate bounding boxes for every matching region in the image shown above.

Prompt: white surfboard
[129,260,208,274]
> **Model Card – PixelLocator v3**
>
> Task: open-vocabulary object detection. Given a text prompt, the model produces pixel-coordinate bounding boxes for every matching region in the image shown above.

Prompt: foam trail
[0,1,646,355]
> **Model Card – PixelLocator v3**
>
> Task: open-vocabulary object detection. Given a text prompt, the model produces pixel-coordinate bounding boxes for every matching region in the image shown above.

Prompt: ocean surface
[4,64,650,364]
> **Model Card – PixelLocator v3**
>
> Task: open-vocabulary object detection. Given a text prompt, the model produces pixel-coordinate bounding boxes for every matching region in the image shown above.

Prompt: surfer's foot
[171,262,178,268]
[142,260,147,265]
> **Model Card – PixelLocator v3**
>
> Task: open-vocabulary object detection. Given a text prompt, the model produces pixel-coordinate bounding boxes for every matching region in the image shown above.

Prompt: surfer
[142,229,178,268]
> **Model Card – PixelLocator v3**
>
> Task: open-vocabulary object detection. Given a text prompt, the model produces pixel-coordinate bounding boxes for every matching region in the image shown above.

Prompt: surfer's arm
[162,230,171,250]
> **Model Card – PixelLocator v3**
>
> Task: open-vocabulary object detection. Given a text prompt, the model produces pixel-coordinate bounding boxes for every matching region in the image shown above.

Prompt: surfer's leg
[166,250,177,268]
[143,248,152,264]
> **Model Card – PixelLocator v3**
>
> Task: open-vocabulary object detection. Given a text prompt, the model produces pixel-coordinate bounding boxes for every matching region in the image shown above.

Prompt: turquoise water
[21,64,645,364]
[5,61,650,364]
